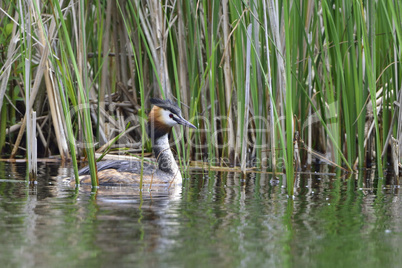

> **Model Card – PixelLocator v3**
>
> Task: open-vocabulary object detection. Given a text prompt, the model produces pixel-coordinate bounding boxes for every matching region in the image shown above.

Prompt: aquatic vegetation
[0,1,401,195]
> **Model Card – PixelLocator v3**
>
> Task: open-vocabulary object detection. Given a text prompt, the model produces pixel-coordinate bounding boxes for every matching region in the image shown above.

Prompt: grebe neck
[152,133,181,182]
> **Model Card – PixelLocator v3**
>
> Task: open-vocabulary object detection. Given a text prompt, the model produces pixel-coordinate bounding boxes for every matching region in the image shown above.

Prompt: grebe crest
[74,98,196,186]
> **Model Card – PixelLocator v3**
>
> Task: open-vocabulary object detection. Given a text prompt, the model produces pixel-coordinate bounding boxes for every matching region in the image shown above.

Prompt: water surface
[0,162,401,267]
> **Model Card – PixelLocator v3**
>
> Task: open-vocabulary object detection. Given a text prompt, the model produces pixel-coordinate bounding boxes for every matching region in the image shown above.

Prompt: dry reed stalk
[241,25,252,173]
[21,4,37,176]
[267,0,286,147]
[262,1,276,172]
[177,1,189,119]
[262,0,276,171]
[125,8,138,105]
[135,2,157,68]
[5,123,22,134]
[99,0,113,145]
[28,111,37,179]
[119,8,131,96]
[34,1,69,160]
[222,0,235,161]
[144,0,173,97]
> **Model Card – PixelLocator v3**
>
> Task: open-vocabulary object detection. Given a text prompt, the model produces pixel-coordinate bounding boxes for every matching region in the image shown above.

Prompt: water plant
[0,1,401,196]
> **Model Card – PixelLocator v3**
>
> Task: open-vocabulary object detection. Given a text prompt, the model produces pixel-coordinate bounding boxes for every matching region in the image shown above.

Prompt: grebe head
[147,98,196,139]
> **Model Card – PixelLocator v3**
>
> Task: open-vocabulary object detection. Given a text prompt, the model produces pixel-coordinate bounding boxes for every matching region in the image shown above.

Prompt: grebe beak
[176,116,197,129]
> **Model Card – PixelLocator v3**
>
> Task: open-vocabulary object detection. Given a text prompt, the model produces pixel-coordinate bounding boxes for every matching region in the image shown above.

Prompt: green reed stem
[284,0,294,195]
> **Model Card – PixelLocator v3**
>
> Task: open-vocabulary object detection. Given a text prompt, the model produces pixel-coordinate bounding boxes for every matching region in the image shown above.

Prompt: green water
[0,162,401,268]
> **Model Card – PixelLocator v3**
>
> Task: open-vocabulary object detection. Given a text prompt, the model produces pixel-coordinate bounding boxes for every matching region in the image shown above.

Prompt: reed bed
[0,0,401,195]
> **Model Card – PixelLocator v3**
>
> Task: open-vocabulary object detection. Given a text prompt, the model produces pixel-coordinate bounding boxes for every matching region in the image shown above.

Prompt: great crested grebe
[74,98,196,186]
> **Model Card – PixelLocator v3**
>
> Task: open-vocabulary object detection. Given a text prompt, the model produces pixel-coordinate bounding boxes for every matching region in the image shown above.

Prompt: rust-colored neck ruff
[147,106,172,141]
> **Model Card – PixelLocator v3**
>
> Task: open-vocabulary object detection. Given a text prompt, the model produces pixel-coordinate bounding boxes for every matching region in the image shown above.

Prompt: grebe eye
[169,113,174,118]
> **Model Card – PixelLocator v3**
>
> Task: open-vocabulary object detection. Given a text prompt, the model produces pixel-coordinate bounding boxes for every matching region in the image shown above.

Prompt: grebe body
[74,98,195,186]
